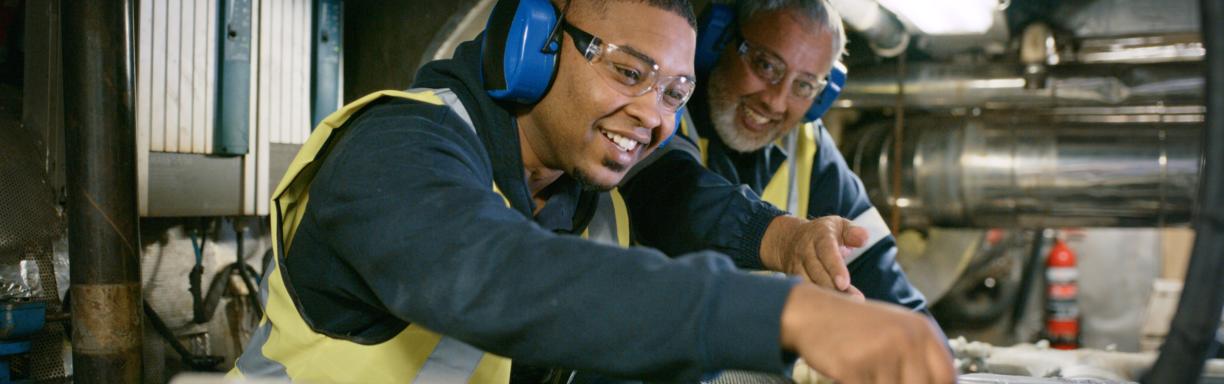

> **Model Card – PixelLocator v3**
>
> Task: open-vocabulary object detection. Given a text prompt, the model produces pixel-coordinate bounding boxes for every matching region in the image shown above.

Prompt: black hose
[192,261,260,324]
[232,219,265,319]
[189,219,210,324]
[1009,229,1049,332]
[1141,0,1224,381]
[143,300,223,371]
[143,300,194,361]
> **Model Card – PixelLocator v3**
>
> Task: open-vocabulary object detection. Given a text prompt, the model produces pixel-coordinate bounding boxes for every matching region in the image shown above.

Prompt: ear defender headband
[480,0,683,147]
[694,3,847,122]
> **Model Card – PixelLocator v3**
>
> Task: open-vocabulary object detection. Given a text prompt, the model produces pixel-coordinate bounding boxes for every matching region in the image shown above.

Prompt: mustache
[601,158,627,173]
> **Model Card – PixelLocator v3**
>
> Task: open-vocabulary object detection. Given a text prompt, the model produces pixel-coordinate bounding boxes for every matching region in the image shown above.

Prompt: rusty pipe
[62,0,143,382]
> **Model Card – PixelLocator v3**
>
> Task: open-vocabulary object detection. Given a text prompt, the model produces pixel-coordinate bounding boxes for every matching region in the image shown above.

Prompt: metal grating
[23,241,68,381]
[708,370,794,384]
[0,119,60,256]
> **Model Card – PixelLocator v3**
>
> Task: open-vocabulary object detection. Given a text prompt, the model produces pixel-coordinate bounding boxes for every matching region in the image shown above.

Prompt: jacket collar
[411,37,596,233]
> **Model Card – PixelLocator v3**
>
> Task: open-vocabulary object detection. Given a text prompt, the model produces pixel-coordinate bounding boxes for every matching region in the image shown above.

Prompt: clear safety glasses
[559,22,696,112]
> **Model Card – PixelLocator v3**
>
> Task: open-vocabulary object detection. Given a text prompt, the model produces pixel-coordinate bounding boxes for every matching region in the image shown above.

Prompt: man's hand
[760,215,868,295]
[780,284,956,384]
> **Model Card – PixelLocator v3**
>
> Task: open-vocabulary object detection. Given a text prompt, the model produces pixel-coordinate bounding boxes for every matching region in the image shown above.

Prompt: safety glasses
[556,22,696,112]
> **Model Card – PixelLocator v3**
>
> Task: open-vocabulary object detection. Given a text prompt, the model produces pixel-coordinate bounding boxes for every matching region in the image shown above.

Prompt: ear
[481,0,561,104]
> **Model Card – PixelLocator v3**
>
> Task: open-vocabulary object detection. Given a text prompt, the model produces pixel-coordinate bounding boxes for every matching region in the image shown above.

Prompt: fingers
[925,331,957,384]
[841,219,869,248]
[812,233,852,290]
[844,285,866,302]
[803,255,836,289]
[901,346,928,384]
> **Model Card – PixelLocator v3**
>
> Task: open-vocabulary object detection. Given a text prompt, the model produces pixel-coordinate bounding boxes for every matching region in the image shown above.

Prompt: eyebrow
[747,39,825,80]
[617,44,658,68]
[615,43,694,79]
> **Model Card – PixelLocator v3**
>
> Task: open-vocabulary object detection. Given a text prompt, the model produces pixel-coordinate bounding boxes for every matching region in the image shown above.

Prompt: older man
[613,0,929,312]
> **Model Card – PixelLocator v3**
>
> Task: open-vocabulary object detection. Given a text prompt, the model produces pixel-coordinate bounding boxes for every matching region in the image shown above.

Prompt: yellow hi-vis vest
[679,113,818,216]
[228,89,511,383]
[585,113,817,247]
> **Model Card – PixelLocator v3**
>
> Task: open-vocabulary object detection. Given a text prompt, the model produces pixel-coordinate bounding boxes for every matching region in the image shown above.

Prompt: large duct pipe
[63,0,143,382]
[846,116,1202,228]
[827,0,910,57]
[838,62,1205,109]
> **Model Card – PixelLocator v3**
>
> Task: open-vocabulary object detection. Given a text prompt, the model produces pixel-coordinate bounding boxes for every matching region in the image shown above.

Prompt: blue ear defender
[694,2,847,122]
[804,61,846,121]
[481,0,561,104]
[480,0,682,150]
[694,3,737,79]
[658,108,685,148]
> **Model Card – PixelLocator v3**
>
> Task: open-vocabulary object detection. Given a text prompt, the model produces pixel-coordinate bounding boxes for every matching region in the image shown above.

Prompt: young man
[231,0,953,383]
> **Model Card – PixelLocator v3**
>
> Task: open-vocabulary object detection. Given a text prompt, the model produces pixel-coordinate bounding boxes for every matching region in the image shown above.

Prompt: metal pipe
[838,62,1205,109]
[62,0,143,382]
[1142,0,1224,380]
[847,116,1202,228]
[827,0,909,57]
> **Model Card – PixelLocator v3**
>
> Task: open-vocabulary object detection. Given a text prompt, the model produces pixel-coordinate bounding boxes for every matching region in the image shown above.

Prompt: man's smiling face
[707,7,835,153]
[520,0,696,190]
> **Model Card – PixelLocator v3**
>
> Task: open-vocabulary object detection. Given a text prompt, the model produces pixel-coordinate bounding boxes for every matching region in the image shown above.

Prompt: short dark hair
[570,0,698,29]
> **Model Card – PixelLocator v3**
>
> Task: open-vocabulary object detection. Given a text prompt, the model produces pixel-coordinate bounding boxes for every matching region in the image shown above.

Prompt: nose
[624,92,666,143]
[758,78,791,116]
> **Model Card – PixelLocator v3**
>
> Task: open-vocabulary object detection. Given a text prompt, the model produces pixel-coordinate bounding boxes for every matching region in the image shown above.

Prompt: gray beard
[706,75,787,154]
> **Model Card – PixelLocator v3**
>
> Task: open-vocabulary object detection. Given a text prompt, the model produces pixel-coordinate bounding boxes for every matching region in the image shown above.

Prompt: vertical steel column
[62,0,143,382]
[1143,0,1224,382]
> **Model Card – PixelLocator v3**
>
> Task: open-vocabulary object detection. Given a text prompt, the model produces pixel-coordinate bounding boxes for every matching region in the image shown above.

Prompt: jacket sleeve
[619,137,786,270]
[303,103,798,380]
[807,124,929,312]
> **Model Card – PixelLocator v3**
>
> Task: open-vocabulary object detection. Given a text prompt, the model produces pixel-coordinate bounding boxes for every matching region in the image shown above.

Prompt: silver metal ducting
[837,62,1204,109]
[846,115,1201,228]
[827,0,910,57]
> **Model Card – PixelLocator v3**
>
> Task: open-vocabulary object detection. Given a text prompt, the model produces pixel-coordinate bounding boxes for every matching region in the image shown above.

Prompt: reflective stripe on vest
[678,112,816,216]
[763,122,817,217]
[583,189,632,247]
[229,89,511,383]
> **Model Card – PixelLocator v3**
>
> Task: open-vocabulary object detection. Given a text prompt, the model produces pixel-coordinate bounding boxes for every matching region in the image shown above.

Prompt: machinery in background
[0,302,45,382]
[827,0,1222,382]
[951,338,1224,383]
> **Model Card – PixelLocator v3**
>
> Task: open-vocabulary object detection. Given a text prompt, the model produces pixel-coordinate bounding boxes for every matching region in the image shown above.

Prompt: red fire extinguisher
[1045,239,1080,350]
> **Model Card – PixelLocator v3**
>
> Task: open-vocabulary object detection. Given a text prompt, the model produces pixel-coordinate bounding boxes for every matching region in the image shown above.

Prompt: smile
[600,128,641,152]
[744,106,773,126]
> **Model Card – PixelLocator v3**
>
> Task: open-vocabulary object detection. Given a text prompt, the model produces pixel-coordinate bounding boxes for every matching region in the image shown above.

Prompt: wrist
[780,284,829,352]
[760,215,801,271]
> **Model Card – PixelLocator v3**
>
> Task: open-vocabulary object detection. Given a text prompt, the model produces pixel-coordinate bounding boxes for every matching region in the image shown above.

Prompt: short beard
[571,158,625,191]
[707,69,786,153]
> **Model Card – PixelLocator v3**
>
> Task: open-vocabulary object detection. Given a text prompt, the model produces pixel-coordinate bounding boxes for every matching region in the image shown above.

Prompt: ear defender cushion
[804,61,846,121]
[658,109,685,148]
[481,0,560,104]
[694,3,737,78]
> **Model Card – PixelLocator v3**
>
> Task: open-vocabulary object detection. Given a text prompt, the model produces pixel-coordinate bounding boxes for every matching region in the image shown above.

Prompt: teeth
[744,107,771,125]
[601,129,639,152]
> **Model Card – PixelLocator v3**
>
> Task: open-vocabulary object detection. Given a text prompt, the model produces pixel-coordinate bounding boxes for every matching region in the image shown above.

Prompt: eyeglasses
[736,38,828,101]
[555,22,696,112]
